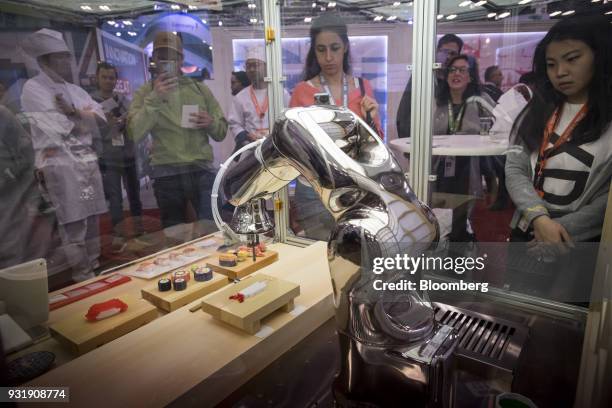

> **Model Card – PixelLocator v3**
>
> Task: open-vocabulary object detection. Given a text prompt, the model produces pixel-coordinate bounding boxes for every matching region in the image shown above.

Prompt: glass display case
[0,1,610,407]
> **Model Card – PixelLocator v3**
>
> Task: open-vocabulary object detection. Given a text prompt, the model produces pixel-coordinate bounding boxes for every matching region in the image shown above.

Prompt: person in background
[483,65,504,102]
[128,31,227,230]
[20,29,107,282]
[506,16,612,255]
[0,106,40,269]
[230,71,250,96]
[289,12,382,240]
[228,46,290,156]
[433,54,496,241]
[396,33,464,139]
[199,68,211,81]
[90,62,143,253]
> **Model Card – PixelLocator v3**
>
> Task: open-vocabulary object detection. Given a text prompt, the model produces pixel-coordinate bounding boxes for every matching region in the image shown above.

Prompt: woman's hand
[360,95,379,120]
[528,215,574,258]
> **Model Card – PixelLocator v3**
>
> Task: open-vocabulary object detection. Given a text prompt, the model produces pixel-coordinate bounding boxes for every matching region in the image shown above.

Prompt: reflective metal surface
[228,198,274,235]
[221,106,457,406]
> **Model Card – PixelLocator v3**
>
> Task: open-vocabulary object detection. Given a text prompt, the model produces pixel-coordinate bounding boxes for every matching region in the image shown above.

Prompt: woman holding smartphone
[288,13,383,240]
[505,16,611,299]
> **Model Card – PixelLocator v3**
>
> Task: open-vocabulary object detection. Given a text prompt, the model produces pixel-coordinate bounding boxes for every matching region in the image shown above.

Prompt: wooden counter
[21,240,334,407]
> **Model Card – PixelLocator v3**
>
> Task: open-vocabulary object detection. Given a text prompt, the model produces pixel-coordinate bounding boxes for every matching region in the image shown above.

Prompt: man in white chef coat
[228,45,290,154]
[20,28,107,282]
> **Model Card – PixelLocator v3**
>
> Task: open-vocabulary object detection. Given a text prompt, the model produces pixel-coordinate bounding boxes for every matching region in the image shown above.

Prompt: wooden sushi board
[49,293,157,355]
[206,250,278,280]
[200,274,300,334]
[141,272,229,312]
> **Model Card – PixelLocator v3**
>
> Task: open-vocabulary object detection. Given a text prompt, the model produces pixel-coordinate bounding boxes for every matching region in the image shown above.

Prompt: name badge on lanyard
[320,74,348,108]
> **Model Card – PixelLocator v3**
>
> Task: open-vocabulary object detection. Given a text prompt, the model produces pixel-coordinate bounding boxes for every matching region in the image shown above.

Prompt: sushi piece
[236,250,249,262]
[154,256,170,266]
[168,251,184,261]
[182,246,197,257]
[136,261,155,272]
[173,278,187,291]
[85,299,128,322]
[158,278,172,292]
[219,254,237,267]
[193,267,212,282]
[173,270,190,282]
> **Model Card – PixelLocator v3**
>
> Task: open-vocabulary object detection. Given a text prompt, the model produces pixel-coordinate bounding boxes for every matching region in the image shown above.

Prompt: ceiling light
[250,18,258,23]
[408,1,413,5]
[189,5,197,9]
[312,2,316,8]
[549,11,562,17]
[374,15,384,21]
[218,21,223,26]
[172,31,177,34]
[320,6,326,11]
[107,20,116,25]
[487,12,496,18]
[201,19,207,24]
[393,1,400,6]
[437,14,444,20]
[446,14,457,20]
[128,31,137,37]
[248,3,257,9]
[141,23,146,27]
[99,5,110,11]
[209,46,213,50]
[387,15,397,21]
[171,5,181,10]
[329,2,337,7]
[562,10,575,16]
[459,1,471,7]
[80,5,92,11]
[606,11,612,15]
[518,0,532,4]
[474,1,487,6]
[408,19,413,25]
[122,20,132,25]
[304,17,312,22]
[591,0,601,2]
[498,11,511,18]
[115,32,121,37]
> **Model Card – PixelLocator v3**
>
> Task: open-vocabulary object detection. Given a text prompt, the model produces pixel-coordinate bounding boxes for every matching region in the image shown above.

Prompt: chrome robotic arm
[222,106,457,407]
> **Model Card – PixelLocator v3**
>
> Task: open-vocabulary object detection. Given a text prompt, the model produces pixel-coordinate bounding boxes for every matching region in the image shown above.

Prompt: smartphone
[314,92,331,105]
[157,60,177,77]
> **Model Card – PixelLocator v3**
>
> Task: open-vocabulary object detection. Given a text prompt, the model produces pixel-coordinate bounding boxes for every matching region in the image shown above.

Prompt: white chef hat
[21,28,70,58]
[245,45,265,63]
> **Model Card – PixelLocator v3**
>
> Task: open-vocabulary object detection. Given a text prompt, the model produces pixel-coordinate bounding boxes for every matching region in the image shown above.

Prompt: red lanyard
[534,104,587,196]
[249,86,268,121]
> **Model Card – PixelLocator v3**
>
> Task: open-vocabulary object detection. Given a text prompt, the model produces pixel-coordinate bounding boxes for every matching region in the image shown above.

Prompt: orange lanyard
[534,104,587,196]
[249,86,268,121]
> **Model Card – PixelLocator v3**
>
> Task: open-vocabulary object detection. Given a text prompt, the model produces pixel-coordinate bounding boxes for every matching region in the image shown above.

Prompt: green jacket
[128,77,227,167]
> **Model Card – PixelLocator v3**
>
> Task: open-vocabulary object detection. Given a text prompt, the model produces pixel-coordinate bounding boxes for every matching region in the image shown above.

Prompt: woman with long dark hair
[507,16,612,248]
[290,13,382,134]
[288,13,382,240]
[433,54,495,241]
[505,16,612,299]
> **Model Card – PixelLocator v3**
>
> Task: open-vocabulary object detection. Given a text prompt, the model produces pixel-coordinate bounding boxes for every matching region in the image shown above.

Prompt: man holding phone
[128,31,227,230]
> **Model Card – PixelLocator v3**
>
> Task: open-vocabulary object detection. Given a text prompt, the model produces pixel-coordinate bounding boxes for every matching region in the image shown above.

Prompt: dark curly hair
[435,54,482,106]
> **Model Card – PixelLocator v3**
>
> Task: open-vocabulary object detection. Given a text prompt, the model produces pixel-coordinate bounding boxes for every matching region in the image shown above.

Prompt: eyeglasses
[448,67,469,75]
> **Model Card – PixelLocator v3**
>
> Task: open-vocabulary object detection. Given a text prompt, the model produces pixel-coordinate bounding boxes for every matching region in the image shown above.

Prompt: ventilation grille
[433,304,528,371]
